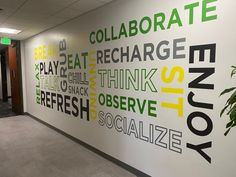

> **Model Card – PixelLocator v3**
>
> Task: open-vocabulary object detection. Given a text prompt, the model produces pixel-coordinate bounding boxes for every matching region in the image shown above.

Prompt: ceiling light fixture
[0,28,21,34]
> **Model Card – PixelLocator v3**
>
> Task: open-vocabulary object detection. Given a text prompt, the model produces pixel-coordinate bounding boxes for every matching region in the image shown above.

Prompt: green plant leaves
[220,66,236,136]
[228,91,236,105]
[231,66,236,77]
[220,87,236,96]
[226,121,234,128]
[224,128,231,136]
[220,104,229,117]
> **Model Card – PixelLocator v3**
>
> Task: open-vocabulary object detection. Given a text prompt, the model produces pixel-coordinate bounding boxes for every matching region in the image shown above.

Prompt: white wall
[21,41,27,112]
[22,0,236,177]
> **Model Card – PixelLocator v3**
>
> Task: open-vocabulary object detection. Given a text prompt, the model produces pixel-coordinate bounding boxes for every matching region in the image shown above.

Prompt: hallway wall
[20,41,27,112]
[22,0,236,177]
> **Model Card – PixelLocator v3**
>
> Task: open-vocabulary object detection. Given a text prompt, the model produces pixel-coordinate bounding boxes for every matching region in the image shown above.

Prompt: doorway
[0,40,23,118]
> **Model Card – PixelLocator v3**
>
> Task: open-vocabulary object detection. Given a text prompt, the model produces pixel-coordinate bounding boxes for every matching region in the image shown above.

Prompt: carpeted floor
[0,101,16,118]
[0,116,137,177]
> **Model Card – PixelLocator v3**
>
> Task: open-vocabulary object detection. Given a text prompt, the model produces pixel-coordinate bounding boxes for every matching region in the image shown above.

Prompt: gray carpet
[0,101,16,118]
[0,116,136,177]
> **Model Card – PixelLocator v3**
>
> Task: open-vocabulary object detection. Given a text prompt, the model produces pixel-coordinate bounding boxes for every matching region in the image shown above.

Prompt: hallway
[0,116,136,177]
[0,0,235,176]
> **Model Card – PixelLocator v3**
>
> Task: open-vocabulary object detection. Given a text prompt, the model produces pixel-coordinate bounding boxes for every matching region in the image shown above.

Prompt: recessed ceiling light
[0,28,21,34]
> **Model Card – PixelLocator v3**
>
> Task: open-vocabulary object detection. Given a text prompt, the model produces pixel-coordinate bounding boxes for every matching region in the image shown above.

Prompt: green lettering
[113,95,119,108]
[167,8,183,29]
[137,99,146,114]
[202,0,217,22]
[111,26,118,40]
[119,23,128,39]
[96,29,103,43]
[68,54,73,69]
[128,97,136,112]
[129,20,138,37]
[106,94,112,107]
[140,16,152,34]
[89,32,95,44]
[120,96,127,111]
[36,72,39,80]
[185,2,200,25]
[154,12,166,31]
[148,100,157,117]
[74,54,81,69]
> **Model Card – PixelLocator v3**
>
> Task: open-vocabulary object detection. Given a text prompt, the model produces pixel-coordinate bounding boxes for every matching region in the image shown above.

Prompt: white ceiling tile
[0,15,8,23]
[43,16,69,27]
[53,7,83,19]
[19,0,77,16]
[0,17,41,31]
[0,0,26,9]
[71,0,104,12]
[0,0,114,40]
[96,0,113,4]
[15,30,38,40]
[11,10,49,21]
[0,8,16,17]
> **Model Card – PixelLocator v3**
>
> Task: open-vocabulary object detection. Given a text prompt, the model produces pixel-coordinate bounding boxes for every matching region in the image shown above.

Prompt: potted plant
[220,66,236,136]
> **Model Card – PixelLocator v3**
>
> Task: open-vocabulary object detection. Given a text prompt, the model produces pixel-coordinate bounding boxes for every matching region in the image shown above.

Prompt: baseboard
[24,112,150,177]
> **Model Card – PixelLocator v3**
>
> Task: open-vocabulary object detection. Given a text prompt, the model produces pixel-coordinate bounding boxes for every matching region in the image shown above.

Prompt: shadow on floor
[0,100,16,118]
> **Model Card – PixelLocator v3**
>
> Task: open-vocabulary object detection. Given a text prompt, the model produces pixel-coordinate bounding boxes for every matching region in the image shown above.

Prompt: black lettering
[57,94,63,112]
[189,68,215,89]
[188,91,213,109]
[72,97,79,117]
[98,111,105,126]
[64,95,71,115]
[155,126,167,148]
[187,142,212,163]
[51,92,56,109]
[46,91,50,108]
[189,44,216,64]
[80,99,89,121]
[97,50,103,64]
[41,91,45,106]
[187,111,213,136]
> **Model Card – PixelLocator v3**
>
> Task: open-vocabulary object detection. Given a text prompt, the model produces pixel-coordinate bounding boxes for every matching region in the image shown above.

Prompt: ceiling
[0,0,113,40]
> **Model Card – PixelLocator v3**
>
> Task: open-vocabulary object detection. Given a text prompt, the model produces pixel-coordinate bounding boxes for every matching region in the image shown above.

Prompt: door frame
[0,49,8,102]
[10,40,24,114]
[0,41,24,114]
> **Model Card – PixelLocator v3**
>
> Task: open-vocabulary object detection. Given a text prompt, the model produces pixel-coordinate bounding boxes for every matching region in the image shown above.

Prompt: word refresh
[89,0,217,44]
